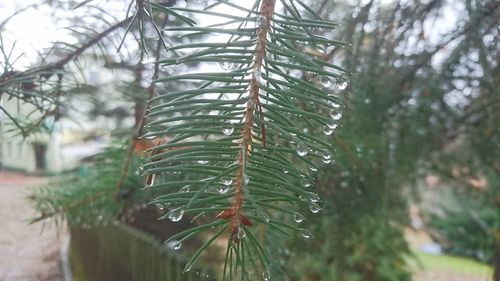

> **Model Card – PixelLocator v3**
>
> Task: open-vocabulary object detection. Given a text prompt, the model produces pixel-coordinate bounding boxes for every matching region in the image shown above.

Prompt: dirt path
[0,172,64,281]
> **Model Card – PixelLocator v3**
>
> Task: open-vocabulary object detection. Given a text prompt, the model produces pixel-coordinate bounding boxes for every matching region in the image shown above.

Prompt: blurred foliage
[283,0,499,280]
[28,144,145,226]
[430,205,499,263]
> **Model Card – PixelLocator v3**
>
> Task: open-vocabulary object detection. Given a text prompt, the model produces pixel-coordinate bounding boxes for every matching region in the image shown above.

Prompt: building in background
[0,96,109,175]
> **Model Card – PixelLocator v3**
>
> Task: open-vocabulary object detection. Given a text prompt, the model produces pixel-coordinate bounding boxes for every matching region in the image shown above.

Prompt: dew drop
[335,79,348,90]
[237,227,246,239]
[330,101,341,108]
[293,212,305,223]
[322,125,334,136]
[217,185,229,194]
[296,143,309,157]
[221,177,233,186]
[156,203,165,211]
[180,185,190,193]
[221,122,234,136]
[320,76,332,88]
[309,166,318,172]
[263,213,270,223]
[197,160,209,165]
[301,179,311,188]
[165,240,182,251]
[322,150,332,164]
[183,264,192,273]
[306,191,321,203]
[145,174,156,187]
[326,119,339,130]
[329,108,343,120]
[253,67,262,80]
[257,15,268,28]
[283,169,289,174]
[167,207,184,222]
[298,228,312,239]
[219,59,234,70]
[262,271,270,281]
[243,174,250,185]
[309,203,322,213]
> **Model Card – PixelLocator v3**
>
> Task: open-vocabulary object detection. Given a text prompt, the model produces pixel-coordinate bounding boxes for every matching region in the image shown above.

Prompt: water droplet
[322,125,334,135]
[330,101,341,108]
[165,240,182,250]
[167,207,184,222]
[262,269,271,281]
[221,177,233,186]
[283,169,289,174]
[326,119,339,130]
[293,212,305,223]
[309,166,318,172]
[257,15,268,28]
[243,174,250,185]
[156,203,165,211]
[329,108,343,120]
[221,122,234,136]
[301,179,311,188]
[340,181,349,188]
[335,78,348,90]
[217,185,229,194]
[253,67,262,81]
[183,264,192,273]
[237,227,246,239]
[146,174,156,187]
[296,143,309,157]
[261,211,270,223]
[306,191,321,203]
[320,76,332,88]
[322,150,332,163]
[298,228,312,239]
[180,185,190,193]
[219,59,234,70]
[197,160,209,165]
[309,203,322,213]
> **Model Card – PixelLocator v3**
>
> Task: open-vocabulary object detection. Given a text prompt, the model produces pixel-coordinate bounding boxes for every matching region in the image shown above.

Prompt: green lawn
[411,252,493,278]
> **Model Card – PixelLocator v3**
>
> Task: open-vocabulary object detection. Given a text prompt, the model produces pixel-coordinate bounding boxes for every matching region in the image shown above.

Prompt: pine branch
[224,0,276,245]
[114,14,170,201]
[144,1,350,278]
[0,17,132,88]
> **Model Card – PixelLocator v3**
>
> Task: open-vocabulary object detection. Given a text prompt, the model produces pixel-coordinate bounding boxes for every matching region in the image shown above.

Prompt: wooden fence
[69,222,215,281]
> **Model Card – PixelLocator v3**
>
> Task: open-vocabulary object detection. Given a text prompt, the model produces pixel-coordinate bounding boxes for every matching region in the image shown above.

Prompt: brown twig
[30,191,105,223]
[215,0,276,243]
[113,15,169,201]
[0,17,132,88]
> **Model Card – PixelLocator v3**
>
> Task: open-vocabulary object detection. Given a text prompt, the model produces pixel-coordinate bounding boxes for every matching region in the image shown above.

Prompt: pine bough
[144,0,349,279]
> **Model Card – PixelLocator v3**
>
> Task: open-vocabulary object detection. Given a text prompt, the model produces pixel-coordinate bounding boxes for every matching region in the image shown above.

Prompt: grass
[411,251,493,277]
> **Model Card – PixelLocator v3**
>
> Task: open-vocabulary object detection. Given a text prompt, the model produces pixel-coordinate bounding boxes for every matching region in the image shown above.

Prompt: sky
[0,0,462,70]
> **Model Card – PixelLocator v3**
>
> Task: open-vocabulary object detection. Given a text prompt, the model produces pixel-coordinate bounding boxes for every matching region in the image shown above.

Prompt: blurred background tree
[284,0,499,280]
